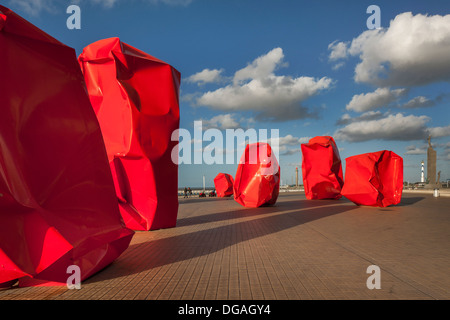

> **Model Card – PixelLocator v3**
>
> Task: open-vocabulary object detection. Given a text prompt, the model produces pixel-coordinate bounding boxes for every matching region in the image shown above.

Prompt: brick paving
[0,191,449,300]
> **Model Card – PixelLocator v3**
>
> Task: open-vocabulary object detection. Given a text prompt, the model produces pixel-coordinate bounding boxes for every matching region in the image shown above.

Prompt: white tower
[421,161,425,183]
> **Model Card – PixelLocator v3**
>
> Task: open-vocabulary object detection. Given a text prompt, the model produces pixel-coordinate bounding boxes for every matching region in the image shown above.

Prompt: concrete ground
[0,191,449,300]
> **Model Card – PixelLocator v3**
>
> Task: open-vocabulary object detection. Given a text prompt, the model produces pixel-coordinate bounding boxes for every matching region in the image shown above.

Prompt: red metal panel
[233,143,280,208]
[0,6,133,287]
[214,173,234,197]
[301,136,344,200]
[341,150,403,207]
[78,38,181,231]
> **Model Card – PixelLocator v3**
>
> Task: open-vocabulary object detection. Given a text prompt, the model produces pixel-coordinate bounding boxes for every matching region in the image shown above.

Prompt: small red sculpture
[214,173,234,197]
[234,143,280,208]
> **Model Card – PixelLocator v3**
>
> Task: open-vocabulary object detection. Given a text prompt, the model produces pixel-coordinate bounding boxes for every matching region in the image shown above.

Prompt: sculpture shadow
[177,196,235,204]
[85,202,356,284]
[176,198,343,227]
[396,196,425,207]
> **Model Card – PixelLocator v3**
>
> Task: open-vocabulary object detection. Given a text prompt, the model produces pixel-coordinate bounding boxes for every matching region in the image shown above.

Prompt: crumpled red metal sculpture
[214,173,234,197]
[233,143,280,208]
[341,150,403,207]
[78,38,181,231]
[0,6,134,287]
[301,136,344,200]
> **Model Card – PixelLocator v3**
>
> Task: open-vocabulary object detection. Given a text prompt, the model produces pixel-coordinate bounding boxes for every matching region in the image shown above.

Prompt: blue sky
[6,0,450,188]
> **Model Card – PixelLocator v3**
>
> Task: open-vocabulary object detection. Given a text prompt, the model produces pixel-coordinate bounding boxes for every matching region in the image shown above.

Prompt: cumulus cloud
[401,96,435,109]
[8,0,57,15]
[199,114,241,130]
[232,47,286,85]
[264,134,312,156]
[428,125,450,138]
[334,113,431,142]
[346,87,407,112]
[405,145,427,155]
[91,0,119,8]
[328,40,349,70]
[401,93,448,109]
[7,0,193,14]
[329,12,450,86]
[186,68,225,85]
[281,148,302,156]
[328,40,349,61]
[335,112,450,142]
[194,48,333,121]
[336,111,384,125]
[268,134,311,147]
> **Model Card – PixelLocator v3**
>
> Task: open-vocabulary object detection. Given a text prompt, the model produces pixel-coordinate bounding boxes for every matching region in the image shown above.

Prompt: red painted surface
[78,38,181,230]
[0,6,133,286]
[234,143,280,208]
[342,150,403,207]
[301,136,344,200]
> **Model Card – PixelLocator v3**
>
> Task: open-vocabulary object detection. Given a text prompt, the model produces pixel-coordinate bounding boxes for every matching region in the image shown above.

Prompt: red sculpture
[301,136,344,200]
[78,38,181,231]
[341,150,403,207]
[214,173,234,197]
[234,143,280,207]
[0,6,133,287]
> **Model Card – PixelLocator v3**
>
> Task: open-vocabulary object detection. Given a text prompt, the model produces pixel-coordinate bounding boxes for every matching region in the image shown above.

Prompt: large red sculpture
[301,136,344,200]
[214,173,234,197]
[233,143,280,208]
[0,6,134,287]
[341,150,403,207]
[78,38,181,231]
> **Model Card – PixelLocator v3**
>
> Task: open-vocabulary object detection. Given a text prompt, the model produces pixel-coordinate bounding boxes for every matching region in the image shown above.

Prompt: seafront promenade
[1,191,449,300]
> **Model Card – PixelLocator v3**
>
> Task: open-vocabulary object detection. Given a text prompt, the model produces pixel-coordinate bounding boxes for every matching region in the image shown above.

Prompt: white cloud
[199,114,241,130]
[329,12,450,86]
[281,148,302,156]
[405,145,427,155]
[194,48,333,121]
[8,0,56,15]
[328,41,349,61]
[262,134,312,156]
[346,87,407,112]
[428,125,450,138]
[91,0,119,8]
[267,134,311,147]
[334,113,431,142]
[331,62,345,71]
[401,96,435,109]
[336,111,384,125]
[233,47,286,85]
[186,68,224,85]
[8,0,192,14]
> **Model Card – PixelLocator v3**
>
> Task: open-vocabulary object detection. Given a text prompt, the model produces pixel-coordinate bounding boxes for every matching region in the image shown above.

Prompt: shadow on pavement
[86,202,356,284]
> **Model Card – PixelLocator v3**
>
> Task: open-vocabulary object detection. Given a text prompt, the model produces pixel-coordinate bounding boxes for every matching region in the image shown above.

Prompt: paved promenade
[1,192,449,300]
